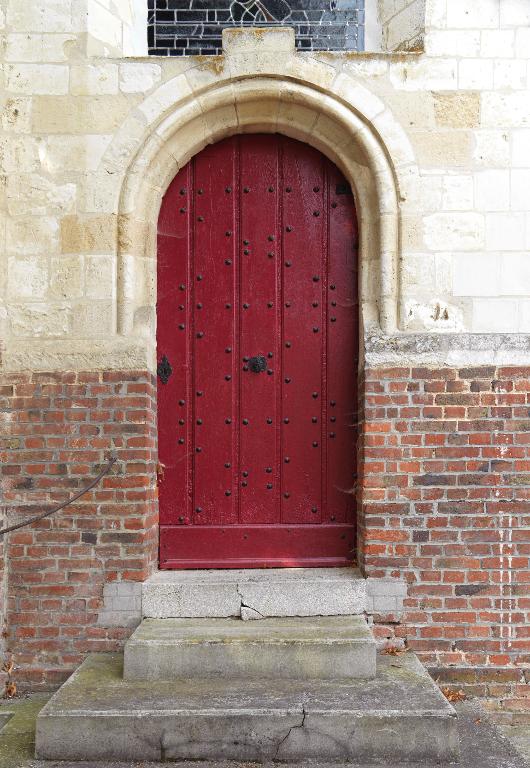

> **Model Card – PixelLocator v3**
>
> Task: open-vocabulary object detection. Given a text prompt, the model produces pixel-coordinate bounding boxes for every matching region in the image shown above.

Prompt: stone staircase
[35,570,459,763]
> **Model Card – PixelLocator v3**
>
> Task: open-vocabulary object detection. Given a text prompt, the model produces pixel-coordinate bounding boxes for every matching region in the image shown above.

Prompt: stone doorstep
[35,652,458,763]
[141,567,407,619]
[123,616,377,681]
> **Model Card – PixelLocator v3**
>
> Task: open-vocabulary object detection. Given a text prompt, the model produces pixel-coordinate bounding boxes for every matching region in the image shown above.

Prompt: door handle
[248,356,267,373]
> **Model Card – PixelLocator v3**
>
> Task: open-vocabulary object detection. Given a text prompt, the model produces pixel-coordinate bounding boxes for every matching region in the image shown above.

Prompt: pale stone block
[472,299,518,333]
[403,298,466,333]
[515,28,530,59]
[222,27,295,55]
[435,252,453,294]
[0,96,32,134]
[5,64,69,95]
[119,63,162,93]
[49,256,84,300]
[482,92,530,129]
[7,256,48,299]
[0,136,40,173]
[6,175,76,216]
[42,135,113,173]
[519,301,530,333]
[510,170,530,211]
[473,131,510,168]
[340,58,389,79]
[137,76,193,123]
[433,91,480,129]
[85,255,115,299]
[480,30,515,59]
[452,253,500,297]
[72,301,114,336]
[61,215,117,254]
[423,212,485,251]
[458,59,493,90]
[386,90,435,131]
[474,170,510,212]
[500,0,530,27]
[442,175,473,211]
[86,0,123,56]
[401,253,436,292]
[414,130,472,168]
[389,58,457,91]
[400,172,442,212]
[383,1,425,51]
[80,172,121,213]
[500,254,530,296]
[446,0,499,29]
[371,108,416,167]
[6,1,73,33]
[485,213,525,252]
[6,216,60,256]
[425,30,480,58]
[32,95,133,134]
[5,33,77,63]
[494,60,527,91]
[10,303,71,337]
[70,64,119,95]
[511,130,530,168]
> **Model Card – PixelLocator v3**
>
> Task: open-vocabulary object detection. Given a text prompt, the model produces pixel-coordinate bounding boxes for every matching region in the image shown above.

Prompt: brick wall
[0,371,157,690]
[360,365,530,720]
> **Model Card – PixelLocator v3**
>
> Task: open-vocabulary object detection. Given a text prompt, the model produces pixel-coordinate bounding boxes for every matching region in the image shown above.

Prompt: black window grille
[147,1,365,56]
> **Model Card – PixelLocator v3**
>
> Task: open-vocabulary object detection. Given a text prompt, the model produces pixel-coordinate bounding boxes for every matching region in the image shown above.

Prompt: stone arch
[111,54,416,359]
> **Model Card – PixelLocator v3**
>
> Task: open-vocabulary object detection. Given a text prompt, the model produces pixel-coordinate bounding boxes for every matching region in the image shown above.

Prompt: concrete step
[123,615,376,681]
[143,566,375,618]
[36,652,458,763]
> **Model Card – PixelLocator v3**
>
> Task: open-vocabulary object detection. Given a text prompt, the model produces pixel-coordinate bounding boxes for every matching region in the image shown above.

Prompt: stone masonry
[0,0,529,723]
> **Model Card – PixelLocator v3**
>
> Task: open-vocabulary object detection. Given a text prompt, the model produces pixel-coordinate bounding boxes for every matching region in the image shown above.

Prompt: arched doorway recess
[157,135,359,568]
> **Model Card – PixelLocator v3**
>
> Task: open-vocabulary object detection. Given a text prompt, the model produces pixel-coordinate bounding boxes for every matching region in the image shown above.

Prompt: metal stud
[331,317,337,323]
[242,471,249,477]
[243,365,249,372]
[178,304,184,310]
[225,347,232,353]
[225,418,231,424]
[286,186,292,192]
[312,417,318,423]
[243,303,250,309]
[197,331,204,338]
[313,211,320,217]
[180,188,186,195]
[284,492,290,498]
[225,490,231,496]
[179,399,185,406]
[285,301,291,308]
[330,400,336,406]
[243,418,249,425]
[244,249,250,255]
[331,300,337,307]
[225,375,232,381]
[312,302,319,308]
[197,302,203,309]
[284,417,290,423]
[196,419,202,425]
[268,235,275,242]
[330,515,336,522]
[266,417,273,424]
[267,370,273,375]
[285,341,291,348]
[286,225,293,232]
[331,202,337,209]
[179,284,185,291]
[225,462,231,468]
[313,276,320,282]
[330,284,336,290]
[197,189,204,195]
[225,230,232,237]
[179,323,185,330]
[312,392,319,399]
[225,186,232,193]
[267,483,273,489]
[178,438,184,444]
[225,259,232,265]
[179,418,185,425]
[312,506,318,514]
[330,416,336,423]
[285,377,291,384]
[242,481,248,487]
[197,216,204,222]
[267,301,273,308]
[179,207,186,214]
[197,274,203,281]
[266,467,272,473]
[329,432,336,438]
[285,261,292,267]
[244,187,250,193]
[196,390,203,396]
[268,252,274,258]
[243,239,250,245]
[195,507,202,513]
[225,303,231,309]
[268,186,274,192]
[196,447,202,452]
[313,186,320,193]
[267,352,273,358]
[284,457,290,463]
[312,441,319,447]
[313,327,319,333]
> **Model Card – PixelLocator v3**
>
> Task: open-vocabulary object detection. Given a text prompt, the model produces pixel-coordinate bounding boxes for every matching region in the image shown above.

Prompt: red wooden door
[157,135,358,569]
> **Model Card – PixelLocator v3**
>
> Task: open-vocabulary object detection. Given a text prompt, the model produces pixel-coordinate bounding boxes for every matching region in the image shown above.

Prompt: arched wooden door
[157,135,358,569]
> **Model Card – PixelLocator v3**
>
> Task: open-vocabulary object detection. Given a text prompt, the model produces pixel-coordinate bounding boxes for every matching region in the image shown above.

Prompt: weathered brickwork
[0,371,157,690]
[360,366,530,719]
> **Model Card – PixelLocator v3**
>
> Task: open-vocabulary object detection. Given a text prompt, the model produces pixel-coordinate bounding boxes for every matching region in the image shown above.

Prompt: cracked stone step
[36,652,459,763]
[142,566,369,618]
[123,615,376,680]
